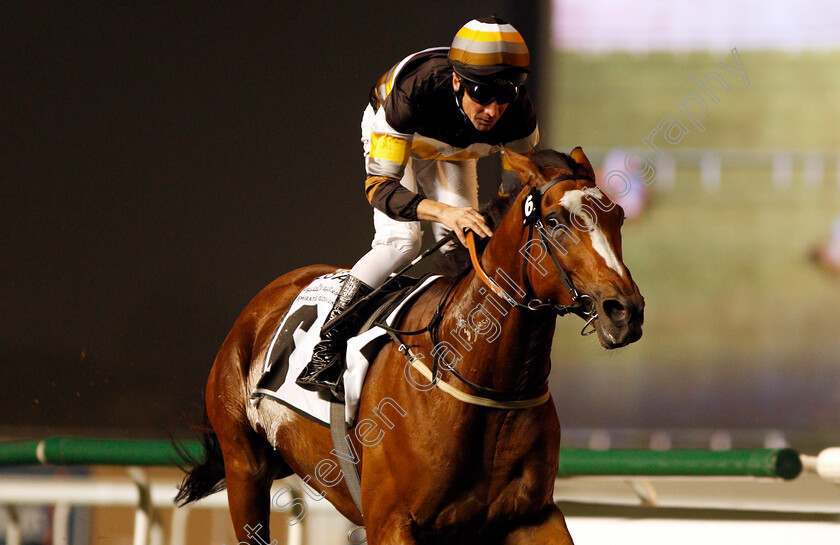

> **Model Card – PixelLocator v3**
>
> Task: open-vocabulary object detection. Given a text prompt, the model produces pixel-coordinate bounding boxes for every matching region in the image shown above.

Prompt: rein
[378,259,552,409]
[468,174,598,328]
[380,174,601,410]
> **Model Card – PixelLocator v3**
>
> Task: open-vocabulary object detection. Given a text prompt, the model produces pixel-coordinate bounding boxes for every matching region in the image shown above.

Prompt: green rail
[556,448,802,480]
[0,438,802,480]
[0,437,204,467]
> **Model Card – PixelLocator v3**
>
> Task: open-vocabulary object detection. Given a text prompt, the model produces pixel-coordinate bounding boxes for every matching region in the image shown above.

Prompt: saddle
[355,274,424,336]
[250,271,437,427]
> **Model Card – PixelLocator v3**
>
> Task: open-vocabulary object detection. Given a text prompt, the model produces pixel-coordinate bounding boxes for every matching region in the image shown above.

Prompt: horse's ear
[504,148,543,188]
[570,147,596,181]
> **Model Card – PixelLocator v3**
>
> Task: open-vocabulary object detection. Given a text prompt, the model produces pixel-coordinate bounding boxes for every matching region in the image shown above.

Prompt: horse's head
[503,147,644,349]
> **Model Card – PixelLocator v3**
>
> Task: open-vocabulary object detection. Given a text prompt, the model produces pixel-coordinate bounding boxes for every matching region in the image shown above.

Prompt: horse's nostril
[603,299,628,324]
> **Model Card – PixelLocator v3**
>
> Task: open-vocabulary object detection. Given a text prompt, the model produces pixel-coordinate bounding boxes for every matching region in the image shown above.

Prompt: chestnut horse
[177,147,644,544]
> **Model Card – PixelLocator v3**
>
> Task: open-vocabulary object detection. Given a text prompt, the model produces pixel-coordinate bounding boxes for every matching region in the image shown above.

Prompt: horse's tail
[174,409,227,506]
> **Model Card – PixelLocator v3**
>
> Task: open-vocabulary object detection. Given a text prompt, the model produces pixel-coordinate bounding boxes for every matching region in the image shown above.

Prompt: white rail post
[700,153,721,192]
[127,466,152,545]
[772,152,793,189]
[150,510,165,545]
[657,154,676,192]
[288,516,303,545]
[804,154,823,188]
[170,504,191,545]
[3,505,22,545]
[52,502,72,545]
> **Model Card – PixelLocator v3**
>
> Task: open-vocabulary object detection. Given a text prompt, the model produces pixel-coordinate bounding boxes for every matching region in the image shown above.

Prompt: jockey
[297,16,539,397]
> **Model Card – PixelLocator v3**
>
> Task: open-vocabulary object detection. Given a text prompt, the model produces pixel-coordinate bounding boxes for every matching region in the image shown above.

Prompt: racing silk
[365,47,539,221]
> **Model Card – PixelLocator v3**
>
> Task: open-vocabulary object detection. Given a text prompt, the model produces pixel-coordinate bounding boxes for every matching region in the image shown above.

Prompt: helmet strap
[453,78,469,121]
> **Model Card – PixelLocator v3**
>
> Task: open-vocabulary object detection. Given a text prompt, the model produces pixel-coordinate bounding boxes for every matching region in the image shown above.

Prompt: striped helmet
[448,16,529,86]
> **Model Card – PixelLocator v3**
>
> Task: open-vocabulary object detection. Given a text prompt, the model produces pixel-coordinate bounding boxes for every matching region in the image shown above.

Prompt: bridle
[378,173,603,408]
[467,173,599,335]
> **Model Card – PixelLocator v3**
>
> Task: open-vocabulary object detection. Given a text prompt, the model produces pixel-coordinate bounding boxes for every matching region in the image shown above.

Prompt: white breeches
[351,105,478,288]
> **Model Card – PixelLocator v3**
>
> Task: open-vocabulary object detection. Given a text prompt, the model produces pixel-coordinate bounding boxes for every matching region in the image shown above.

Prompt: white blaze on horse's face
[558,188,626,278]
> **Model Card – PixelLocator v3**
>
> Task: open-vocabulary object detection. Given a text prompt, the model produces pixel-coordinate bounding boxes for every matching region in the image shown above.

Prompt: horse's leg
[208,353,277,544]
[503,506,574,545]
[218,429,275,543]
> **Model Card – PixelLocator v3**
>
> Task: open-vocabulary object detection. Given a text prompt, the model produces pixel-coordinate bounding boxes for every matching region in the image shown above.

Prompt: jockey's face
[453,73,509,132]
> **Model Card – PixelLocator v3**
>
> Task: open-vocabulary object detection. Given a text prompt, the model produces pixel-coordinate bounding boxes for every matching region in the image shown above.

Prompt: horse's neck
[444,226,556,395]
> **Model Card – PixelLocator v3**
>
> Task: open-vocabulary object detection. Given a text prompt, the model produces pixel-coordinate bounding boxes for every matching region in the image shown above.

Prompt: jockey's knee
[353,237,421,288]
[378,235,421,268]
[356,220,423,287]
[372,221,422,259]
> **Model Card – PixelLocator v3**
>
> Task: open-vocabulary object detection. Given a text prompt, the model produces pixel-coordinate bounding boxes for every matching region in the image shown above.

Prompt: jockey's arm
[364,175,492,246]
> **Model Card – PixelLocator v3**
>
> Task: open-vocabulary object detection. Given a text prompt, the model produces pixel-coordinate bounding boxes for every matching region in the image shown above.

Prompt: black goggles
[461,80,519,106]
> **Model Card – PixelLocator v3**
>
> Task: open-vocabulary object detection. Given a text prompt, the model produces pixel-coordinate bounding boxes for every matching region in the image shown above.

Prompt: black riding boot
[296,275,372,398]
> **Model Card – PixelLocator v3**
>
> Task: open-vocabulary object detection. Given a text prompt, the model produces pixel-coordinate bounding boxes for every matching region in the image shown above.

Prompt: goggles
[461,79,519,106]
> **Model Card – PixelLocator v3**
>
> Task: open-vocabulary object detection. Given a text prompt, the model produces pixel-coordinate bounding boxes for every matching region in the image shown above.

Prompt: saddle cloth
[250,270,441,426]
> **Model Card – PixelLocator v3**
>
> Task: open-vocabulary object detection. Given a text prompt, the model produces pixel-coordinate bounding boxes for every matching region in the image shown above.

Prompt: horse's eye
[545,216,560,229]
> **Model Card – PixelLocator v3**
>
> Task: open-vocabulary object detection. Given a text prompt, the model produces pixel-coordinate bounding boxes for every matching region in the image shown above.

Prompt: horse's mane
[434,149,577,277]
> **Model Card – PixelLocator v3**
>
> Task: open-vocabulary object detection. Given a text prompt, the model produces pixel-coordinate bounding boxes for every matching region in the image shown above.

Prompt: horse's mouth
[596,321,643,349]
[592,295,645,349]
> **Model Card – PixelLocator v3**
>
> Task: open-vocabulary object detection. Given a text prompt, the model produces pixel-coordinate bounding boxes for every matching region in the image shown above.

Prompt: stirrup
[296,355,342,390]
[297,368,345,401]
[330,379,345,402]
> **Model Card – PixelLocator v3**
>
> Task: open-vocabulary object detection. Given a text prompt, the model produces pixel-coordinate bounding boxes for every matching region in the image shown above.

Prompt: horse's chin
[595,320,643,350]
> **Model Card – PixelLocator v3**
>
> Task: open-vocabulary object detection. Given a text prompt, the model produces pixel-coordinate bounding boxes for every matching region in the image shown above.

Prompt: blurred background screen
[1,1,838,451]
[546,0,840,449]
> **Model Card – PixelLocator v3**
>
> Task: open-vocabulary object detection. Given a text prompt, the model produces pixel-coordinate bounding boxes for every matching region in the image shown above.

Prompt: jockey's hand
[416,200,493,246]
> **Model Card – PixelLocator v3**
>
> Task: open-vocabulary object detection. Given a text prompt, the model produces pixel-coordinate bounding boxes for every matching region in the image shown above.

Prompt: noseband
[467,174,599,335]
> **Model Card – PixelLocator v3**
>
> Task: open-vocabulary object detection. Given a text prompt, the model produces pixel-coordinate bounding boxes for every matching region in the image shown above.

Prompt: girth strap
[330,400,364,517]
